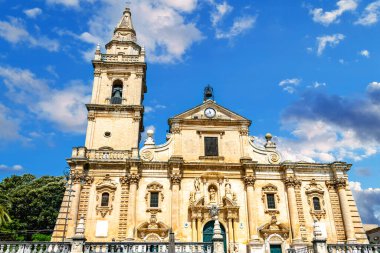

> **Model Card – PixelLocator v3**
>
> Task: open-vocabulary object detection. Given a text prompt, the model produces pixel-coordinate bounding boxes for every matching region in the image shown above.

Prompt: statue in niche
[225,178,232,198]
[209,186,217,203]
[194,178,201,192]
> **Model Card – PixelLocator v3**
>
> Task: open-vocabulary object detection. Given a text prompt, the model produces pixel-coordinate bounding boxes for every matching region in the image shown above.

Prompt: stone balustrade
[0,242,212,253]
[101,54,143,63]
[0,242,71,253]
[327,244,380,253]
[86,149,132,161]
[71,147,132,161]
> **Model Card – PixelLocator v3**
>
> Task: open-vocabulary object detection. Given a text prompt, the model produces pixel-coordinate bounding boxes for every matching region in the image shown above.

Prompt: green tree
[0,174,65,240]
[0,204,11,226]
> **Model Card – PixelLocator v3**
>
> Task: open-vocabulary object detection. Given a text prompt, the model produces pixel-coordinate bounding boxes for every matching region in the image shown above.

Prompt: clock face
[204,108,216,118]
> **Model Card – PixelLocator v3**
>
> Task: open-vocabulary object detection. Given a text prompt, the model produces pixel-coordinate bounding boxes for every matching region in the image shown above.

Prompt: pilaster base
[248,240,264,253]
[291,239,307,248]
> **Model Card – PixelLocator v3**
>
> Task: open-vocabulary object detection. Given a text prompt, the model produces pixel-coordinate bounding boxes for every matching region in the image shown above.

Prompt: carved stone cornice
[284,176,301,189]
[168,156,184,170]
[243,175,256,187]
[86,104,144,113]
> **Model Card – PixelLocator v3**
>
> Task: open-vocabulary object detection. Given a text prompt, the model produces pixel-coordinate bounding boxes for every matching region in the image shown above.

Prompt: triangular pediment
[171,100,251,123]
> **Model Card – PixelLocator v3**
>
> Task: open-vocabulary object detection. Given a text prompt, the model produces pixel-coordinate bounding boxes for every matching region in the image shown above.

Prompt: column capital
[243,175,256,187]
[325,178,347,190]
[284,176,301,188]
[170,173,182,185]
[126,173,140,184]
[335,178,347,190]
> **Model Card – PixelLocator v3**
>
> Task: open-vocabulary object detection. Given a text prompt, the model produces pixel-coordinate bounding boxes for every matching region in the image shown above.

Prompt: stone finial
[144,129,155,146]
[94,43,101,60]
[264,133,276,149]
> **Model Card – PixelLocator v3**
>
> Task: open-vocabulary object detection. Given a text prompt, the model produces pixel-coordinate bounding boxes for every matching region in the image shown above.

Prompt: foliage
[0,204,11,226]
[0,174,66,241]
[32,233,51,241]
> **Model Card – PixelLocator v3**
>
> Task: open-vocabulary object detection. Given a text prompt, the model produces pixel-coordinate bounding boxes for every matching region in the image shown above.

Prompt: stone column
[126,173,140,240]
[233,219,238,242]
[284,176,302,244]
[197,216,202,242]
[228,218,234,243]
[69,171,83,238]
[192,218,197,241]
[171,173,182,235]
[243,175,256,240]
[335,178,356,242]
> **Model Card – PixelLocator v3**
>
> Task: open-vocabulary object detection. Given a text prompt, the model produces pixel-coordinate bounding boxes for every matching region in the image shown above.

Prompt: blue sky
[0,0,379,224]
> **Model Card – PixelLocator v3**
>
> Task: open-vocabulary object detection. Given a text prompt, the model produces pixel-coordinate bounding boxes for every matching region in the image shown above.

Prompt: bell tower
[85,7,146,151]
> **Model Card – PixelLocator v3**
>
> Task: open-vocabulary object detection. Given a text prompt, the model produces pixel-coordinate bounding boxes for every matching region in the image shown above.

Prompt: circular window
[104,131,111,138]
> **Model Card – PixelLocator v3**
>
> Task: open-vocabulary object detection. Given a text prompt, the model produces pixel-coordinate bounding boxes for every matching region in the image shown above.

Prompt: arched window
[101,192,110,206]
[313,197,321,211]
[111,80,123,104]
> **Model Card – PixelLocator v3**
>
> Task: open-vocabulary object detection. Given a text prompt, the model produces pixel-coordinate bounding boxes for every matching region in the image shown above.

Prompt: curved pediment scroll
[136,214,169,241]
[258,215,289,239]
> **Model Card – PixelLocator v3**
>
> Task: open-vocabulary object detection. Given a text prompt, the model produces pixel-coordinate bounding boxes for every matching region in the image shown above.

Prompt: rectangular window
[150,192,159,208]
[204,137,218,156]
[267,194,276,209]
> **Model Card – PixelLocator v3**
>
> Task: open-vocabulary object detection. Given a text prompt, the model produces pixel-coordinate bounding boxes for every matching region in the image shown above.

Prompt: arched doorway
[203,220,227,252]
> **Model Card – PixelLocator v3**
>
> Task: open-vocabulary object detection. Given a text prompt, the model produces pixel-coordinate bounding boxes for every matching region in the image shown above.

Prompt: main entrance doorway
[270,244,282,253]
[203,221,227,252]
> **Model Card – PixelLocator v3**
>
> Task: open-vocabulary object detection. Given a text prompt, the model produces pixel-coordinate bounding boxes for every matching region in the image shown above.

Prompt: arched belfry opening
[111,80,123,104]
[203,85,214,101]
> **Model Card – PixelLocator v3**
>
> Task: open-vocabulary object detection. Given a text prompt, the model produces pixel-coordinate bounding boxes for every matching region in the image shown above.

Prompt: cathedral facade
[52,7,368,253]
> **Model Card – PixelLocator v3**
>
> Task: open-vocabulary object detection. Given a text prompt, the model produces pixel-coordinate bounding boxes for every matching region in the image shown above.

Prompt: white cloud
[46,0,80,7]
[316,34,345,56]
[313,81,327,88]
[277,119,378,163]
[79,0,203,63]
[215,16,256,39]
[211,1,233,27]
[350,181,380,224]
[0,164,24,171]
[0,104,22,141]
[0,18,59,52]
[355,0,380,26]
[359,49,370,58]
[278,78,301,94]
[161,0,198,12]
[310,0,358,26]
[368,81,380,91]
[145,104,166,113]
[24,8,42,19]
[0,66,91,133]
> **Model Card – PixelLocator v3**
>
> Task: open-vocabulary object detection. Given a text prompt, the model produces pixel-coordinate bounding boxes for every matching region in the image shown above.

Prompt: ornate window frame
[96,174,117,217]
[262,184,280,215]
[305,179,326,220]
[145,182,164,213]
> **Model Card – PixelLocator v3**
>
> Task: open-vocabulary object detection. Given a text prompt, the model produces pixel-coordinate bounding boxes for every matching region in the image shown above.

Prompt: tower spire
[111,5,137,43]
